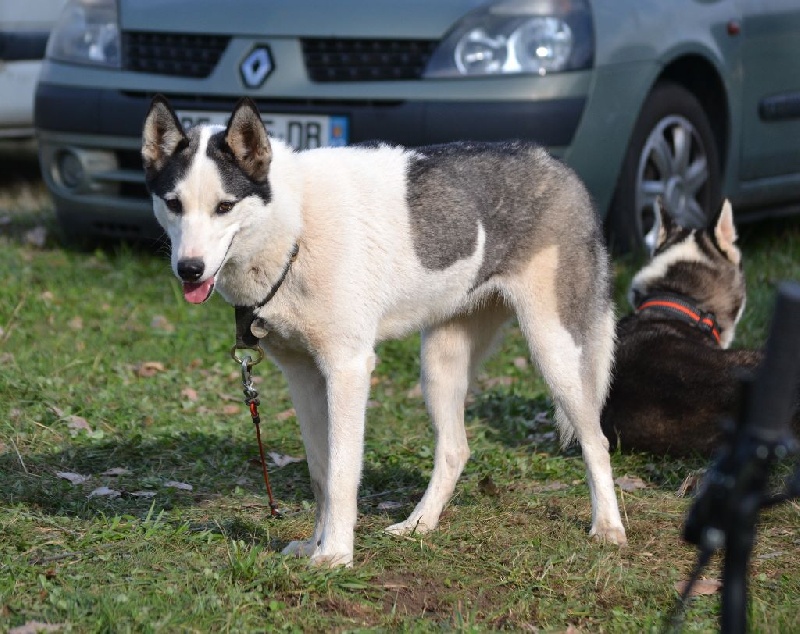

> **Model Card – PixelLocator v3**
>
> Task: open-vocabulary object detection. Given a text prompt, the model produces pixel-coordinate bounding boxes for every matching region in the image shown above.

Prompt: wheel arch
[605,52,730,253]
[652,54,730,186]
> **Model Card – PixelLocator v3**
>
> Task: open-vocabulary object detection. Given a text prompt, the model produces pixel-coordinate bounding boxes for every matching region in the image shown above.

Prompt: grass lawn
[1,164,799,632]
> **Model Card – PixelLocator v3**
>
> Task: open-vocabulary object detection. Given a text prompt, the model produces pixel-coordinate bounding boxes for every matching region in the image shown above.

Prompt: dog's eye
[164,197,182,214]
[216,201,235,215]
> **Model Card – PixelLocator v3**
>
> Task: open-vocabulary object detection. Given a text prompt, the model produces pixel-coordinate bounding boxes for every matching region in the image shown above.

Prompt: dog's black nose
[177,258,205,282]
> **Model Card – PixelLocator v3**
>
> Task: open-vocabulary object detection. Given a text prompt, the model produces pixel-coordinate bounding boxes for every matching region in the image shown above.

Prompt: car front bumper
[35,80,588,240]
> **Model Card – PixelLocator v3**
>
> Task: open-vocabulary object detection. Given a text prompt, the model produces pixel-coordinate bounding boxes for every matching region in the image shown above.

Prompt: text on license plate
[176,110,349,150]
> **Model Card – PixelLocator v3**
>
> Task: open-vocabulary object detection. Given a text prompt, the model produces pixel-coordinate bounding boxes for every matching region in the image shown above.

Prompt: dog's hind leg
[386,301,511,536]
[507,246,627,545]
[271,350,330,559]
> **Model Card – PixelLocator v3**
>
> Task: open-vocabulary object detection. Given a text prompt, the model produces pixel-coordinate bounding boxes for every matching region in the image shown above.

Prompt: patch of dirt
[375,571,531,627]
[379,575,449,619]
[315,595,378,621]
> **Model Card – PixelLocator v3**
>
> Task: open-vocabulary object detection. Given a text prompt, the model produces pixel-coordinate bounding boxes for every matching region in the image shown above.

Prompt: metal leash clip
[230,344,264,368]
[240,355,260,412]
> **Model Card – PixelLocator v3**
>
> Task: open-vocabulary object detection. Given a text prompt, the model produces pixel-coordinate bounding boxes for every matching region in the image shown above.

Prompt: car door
[738,0,800,204]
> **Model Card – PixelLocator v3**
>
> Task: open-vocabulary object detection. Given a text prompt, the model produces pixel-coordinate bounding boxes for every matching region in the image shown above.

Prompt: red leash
[234,347,282,518]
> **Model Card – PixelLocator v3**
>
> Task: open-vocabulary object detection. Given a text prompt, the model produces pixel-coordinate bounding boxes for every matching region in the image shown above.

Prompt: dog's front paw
[282,539,317,558]
[384,515,435,536]
[590,523,628,546]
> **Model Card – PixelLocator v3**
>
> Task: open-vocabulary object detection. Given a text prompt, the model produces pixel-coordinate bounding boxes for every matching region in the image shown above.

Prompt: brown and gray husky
[601,200,797,456]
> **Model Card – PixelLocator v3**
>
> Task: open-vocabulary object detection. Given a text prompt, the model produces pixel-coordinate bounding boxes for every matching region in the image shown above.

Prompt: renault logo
[240,46,274,88]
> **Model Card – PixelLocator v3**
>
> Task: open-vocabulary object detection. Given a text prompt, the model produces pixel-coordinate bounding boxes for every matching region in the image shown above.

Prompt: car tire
[607,82,721,252]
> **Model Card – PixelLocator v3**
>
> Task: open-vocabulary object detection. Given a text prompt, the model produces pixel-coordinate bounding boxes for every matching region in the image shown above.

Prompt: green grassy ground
[1,169,799,632]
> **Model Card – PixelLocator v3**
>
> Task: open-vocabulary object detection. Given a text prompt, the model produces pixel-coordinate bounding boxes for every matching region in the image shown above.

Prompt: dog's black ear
[142,95,188,175]
[225,98,272,182]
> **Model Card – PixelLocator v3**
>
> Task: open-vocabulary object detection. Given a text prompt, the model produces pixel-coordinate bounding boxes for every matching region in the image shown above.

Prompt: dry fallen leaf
[513,356,529,369]
[136,361,166,377]
[406,383,423,399]
[275,408,296,421]
[677,470,706,497]
[675,578,722,597]
[221,404,240,415]
[268,452,305,468]
[130,491,157,498]
[164,480,193,491]
[381,582,408,590]
[101,467,131,477]
[181,387,199,401]
[88,487,121,498]
[377,501,403,511]
[615,475,648,492]
[66,415,92,436]
[481,375,514,389]
[56,471,89,485]
[68,316,83,331]
[756,551,786,561]
[532,481,570,493]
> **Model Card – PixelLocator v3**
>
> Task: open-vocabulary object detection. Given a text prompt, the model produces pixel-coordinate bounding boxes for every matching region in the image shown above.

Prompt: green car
[35,0,800,250]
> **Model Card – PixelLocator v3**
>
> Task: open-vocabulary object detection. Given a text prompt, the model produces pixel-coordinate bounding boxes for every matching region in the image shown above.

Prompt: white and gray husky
[142,96,626,566]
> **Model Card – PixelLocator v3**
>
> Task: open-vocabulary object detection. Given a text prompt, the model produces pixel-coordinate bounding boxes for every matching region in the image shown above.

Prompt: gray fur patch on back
[406,142,572,282]
[406,141,609,342]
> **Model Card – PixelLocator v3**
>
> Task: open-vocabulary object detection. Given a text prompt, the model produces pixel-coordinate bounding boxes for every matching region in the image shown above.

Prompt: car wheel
[608,82,721,252]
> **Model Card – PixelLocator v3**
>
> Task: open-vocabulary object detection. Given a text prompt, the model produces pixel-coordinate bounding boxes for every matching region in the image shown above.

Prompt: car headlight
[424,0,593,78]
[46,0,120,68]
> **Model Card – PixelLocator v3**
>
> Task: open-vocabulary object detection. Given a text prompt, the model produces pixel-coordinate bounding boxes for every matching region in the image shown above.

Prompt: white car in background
[0,0,63,139]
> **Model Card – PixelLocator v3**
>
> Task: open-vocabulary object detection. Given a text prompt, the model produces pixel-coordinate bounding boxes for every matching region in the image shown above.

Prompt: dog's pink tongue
[182,278,215,304]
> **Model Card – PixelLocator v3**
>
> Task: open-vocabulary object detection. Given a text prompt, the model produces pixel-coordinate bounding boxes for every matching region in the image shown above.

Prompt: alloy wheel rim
[635,115,710,237]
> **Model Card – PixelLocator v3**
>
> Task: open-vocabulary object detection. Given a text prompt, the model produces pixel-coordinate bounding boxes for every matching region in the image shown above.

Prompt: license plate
[176,110,349,150]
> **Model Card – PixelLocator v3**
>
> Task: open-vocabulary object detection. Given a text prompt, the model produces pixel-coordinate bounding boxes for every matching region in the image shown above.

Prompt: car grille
[122,31,230,78]
[301,38,438,82]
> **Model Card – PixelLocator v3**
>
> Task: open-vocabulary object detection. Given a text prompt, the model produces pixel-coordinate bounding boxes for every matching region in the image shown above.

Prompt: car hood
[120,0,487,39]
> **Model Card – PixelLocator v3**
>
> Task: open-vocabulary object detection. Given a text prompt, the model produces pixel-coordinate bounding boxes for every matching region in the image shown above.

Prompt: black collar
[636,292,722,345]
[234,244,299,349]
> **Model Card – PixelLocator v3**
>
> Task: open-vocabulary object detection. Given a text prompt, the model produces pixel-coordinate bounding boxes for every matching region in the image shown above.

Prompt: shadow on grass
[468,390,581,457]
[0,389,582,549]
[0,430,427,525]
